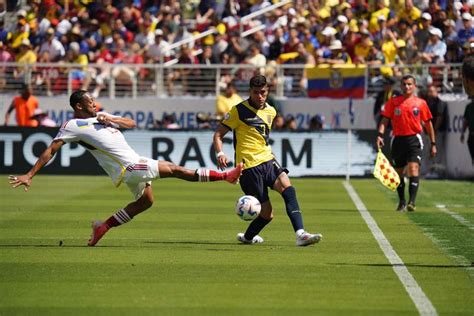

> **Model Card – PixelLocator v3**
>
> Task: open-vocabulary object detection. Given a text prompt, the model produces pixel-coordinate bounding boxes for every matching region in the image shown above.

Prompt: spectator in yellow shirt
[396,0,422,25]
[216,82,243,118]
[354,31,373,63]
[14,39,37,80]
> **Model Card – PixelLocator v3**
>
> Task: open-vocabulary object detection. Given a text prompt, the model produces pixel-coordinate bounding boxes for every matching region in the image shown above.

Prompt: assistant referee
[376,74,436,212]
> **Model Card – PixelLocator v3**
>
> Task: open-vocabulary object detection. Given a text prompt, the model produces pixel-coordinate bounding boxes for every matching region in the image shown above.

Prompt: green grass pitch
[0,176,473,315]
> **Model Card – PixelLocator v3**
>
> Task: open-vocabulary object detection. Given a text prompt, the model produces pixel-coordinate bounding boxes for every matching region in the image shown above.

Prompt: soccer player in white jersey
[9,90,243,246]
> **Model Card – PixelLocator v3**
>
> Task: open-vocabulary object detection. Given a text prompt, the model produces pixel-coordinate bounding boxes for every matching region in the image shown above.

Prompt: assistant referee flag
[373,150,400,191]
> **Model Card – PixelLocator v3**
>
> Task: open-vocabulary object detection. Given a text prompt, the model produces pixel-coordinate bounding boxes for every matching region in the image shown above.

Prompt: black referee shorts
[390,134,423,168]
[468,133,474,163]
[239,159,288,203]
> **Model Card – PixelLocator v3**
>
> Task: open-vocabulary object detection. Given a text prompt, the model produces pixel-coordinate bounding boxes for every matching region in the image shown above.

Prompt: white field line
[343,181,437,316]
[435,204,474,231]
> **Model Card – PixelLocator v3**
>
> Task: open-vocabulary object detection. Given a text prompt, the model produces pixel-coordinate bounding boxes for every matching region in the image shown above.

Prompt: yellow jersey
[221,100,276,169]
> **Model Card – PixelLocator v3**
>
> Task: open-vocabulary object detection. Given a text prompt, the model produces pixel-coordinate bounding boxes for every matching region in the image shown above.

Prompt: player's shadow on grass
[0,244,92,248]
[333,262,473,268]
[144,241,239,246]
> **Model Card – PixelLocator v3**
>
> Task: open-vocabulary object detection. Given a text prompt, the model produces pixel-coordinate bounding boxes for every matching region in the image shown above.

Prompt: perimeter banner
[0,128,376,177]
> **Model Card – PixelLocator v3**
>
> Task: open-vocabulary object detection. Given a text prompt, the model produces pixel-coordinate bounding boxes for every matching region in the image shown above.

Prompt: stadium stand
[0,0,471,98]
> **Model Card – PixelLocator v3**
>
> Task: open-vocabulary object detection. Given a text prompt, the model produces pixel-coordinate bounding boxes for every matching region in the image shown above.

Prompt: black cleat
[407,203,416,212]
[396,201,406,211]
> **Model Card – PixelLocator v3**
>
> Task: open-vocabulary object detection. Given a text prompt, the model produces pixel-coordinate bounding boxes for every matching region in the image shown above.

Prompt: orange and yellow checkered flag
[373,150,400,191]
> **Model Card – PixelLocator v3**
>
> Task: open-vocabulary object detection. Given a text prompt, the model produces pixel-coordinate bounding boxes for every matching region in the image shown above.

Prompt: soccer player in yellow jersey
[213,75,323,246]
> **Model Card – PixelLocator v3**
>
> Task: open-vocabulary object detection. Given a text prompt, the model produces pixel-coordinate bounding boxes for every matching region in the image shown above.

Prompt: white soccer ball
[235,195,261,221]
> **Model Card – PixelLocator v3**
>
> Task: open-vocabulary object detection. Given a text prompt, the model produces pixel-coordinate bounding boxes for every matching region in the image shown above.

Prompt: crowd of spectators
[0,0,473,97]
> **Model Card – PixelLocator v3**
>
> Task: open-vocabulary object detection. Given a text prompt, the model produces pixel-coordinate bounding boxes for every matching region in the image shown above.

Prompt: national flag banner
[306,65,366,99]
[373,150,400,191]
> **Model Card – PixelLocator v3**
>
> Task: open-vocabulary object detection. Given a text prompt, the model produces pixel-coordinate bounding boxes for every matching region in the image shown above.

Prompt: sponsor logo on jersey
[76,120,90,127]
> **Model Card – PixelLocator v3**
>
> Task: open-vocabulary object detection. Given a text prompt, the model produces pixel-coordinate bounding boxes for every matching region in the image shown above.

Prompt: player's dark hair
[249,75,268,89]
[401,74,416,84]
[462,54,474,81]
[69,90,88,109]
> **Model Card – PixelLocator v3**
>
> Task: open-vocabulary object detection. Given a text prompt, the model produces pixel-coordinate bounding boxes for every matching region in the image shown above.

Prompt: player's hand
[376,136,384,149]
[8,174,32,192]
[430,144,437,157]
[96,113,110,125]
[217,155,228,171]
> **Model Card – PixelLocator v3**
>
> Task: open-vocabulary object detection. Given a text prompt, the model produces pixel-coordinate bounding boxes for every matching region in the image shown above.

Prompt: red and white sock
[105,209,132,228]
[196,168,225,182]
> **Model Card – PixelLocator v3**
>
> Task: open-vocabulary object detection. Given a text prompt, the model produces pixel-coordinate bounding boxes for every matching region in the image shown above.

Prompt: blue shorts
[239,159,288,203]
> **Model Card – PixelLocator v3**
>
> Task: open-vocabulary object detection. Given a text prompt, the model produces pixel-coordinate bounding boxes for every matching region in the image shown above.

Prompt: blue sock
[282,186,304,232]
[244,216,271,240]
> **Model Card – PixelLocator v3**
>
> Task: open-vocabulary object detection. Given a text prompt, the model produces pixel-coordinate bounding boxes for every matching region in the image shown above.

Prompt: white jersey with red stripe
[54,114,140,186]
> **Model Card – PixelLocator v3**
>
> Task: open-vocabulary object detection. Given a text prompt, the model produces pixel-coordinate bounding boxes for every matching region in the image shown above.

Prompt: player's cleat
[296,232,323,246]
[225,162,243,184]
[88,220,109,246]
[237,232,264,244]
[407,203,416,212]
[396,201,406,212]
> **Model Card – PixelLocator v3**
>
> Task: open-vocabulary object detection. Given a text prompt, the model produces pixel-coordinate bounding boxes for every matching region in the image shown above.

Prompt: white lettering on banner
[49,110,75,126]
[61,143,86,167]
[125,131,375,176]
[23,133,56,166]
[0,133,22,166]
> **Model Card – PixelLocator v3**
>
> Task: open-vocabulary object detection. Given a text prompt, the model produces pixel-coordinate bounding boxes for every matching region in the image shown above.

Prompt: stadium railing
[0,62,464,98]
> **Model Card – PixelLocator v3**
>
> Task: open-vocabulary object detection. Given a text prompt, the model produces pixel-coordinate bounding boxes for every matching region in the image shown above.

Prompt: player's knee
[260,208,273,221]
[142,196,153,209]
[139,192,154,209]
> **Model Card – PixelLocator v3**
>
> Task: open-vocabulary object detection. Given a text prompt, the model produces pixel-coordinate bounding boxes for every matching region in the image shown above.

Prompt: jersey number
[255,124,270,145]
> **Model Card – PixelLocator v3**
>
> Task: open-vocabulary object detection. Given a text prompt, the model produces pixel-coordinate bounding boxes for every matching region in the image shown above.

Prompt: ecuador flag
[373,150,400,191]
[307,65,366,99]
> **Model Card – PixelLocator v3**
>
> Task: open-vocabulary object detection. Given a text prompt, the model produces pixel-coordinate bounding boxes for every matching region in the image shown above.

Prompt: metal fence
[0,62,464,98]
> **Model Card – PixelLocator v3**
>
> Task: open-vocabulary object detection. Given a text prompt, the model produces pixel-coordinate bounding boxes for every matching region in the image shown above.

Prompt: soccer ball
[235,195,261,221]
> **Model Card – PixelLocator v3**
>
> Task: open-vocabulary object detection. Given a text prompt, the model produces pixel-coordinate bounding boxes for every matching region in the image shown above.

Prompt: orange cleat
[225,162,243,184]
[88,220,109,246]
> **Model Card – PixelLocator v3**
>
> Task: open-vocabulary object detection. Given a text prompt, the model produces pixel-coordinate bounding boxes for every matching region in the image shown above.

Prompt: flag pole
[346,97,353,181]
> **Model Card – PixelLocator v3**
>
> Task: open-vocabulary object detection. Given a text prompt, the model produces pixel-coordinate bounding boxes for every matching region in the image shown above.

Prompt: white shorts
[123,157,160,200]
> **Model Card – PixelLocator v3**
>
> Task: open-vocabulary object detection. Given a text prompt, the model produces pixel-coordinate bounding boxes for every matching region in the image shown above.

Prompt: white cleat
[237,232,264,244]
[296,232,322,247]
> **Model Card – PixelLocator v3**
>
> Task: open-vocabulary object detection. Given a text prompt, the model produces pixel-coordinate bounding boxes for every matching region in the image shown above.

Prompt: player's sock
[282,186,304,232]
[196,168,225,182]
[105,208,133,228]
[397,177,406,203]
[408,176,419,205]
[244,216,271,240]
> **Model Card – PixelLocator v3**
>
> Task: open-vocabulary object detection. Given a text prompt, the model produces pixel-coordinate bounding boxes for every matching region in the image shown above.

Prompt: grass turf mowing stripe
[435,204,474,231]
[343,181,437,316]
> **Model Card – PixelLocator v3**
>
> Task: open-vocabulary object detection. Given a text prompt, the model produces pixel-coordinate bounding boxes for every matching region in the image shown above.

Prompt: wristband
[377,132,383,138]
[216,151,225,158]
[431,142,436,146]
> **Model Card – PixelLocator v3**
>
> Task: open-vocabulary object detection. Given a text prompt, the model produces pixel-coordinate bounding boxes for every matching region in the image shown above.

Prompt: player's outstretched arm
[97,113,136,129]
[9,139,65,191]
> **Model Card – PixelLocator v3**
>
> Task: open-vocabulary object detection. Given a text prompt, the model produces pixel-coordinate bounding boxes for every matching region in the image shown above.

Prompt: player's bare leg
[237,202,272,245]
[395,167,406,211]
[274,174,323,246]
[406,162,420,212]
[88,185,154,246]
[158,161,243,183]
